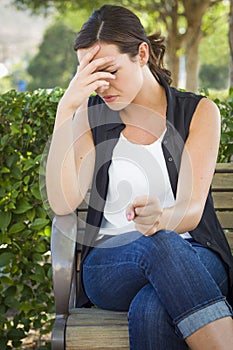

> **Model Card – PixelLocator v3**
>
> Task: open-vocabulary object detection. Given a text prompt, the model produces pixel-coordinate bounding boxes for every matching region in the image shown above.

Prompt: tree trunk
[166,34,181,87]
[185,32,202,92]
[164,1,184,88]
[183,0,210,91]
[229,0,233,88]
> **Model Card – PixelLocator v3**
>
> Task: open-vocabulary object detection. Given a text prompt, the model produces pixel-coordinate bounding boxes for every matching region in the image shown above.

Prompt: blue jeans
[82,230,232,349]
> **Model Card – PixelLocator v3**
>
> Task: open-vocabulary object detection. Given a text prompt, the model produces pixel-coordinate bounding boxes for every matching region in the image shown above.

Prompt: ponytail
[146,33,172,85]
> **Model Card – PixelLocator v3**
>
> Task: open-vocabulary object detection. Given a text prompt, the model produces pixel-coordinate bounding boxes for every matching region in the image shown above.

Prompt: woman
[46,5,233,349]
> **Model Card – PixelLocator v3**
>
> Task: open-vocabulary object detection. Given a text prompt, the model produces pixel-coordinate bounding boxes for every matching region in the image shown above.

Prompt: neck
[126,66,167,117]
[120,69,167,140]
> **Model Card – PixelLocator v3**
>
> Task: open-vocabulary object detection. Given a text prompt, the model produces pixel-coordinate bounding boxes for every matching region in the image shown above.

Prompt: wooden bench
[51,163,233,350]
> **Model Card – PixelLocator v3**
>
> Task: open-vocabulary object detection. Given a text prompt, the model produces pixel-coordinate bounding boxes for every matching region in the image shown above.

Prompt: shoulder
[171,87,205,107]
[191,97,220,127]
[166,85,206,123]
[169,86,220,124]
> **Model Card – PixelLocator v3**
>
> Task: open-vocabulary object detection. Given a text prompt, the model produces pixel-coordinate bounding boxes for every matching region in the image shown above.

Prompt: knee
[150,230,192,250]
[149,230,190,254]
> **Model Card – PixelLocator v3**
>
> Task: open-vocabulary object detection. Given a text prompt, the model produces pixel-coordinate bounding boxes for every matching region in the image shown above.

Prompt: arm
[46,107,95,215]
[46,46,116,215]
[127,98,221,235]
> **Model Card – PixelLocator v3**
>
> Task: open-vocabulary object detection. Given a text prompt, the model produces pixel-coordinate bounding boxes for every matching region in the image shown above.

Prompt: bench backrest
[77,163,233,249]
[212,163,233,248]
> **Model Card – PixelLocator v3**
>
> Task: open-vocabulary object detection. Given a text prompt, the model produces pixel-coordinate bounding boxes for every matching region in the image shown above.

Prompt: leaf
[0,211,12,231]
[9,222,26,234]
[1,134,9,147]
[13,198,33,214]
[23,175,30,185]
[23,124,32,135]
[30,185,41,200]
[0,276,12,284]
[0,305,6,315]
[4,286,17,297]
[26,208,36,222]
[10,124,21,135]
[1,167,10,174]
[4,296,20,309]
[11,166,22,180]
[23,159,35,171]
[30,218,49,231]
[6,154,19,168]
[34,240,48,253]
[7,328,26,340]
[0,252,14,267]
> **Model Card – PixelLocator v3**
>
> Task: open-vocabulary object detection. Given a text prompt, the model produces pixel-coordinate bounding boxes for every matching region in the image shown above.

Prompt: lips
[103,95,118,103]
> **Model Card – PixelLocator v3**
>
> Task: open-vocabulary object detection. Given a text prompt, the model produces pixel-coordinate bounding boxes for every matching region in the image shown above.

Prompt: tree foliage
[27,22,77,90]
[11,0,229,91]
[229,0,233,86]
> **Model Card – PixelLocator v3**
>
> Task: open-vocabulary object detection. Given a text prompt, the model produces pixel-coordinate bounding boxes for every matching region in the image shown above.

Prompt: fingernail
[127,213,132,221]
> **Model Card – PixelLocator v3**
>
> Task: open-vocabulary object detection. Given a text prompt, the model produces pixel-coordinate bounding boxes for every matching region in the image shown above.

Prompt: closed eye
[110,69,118,75]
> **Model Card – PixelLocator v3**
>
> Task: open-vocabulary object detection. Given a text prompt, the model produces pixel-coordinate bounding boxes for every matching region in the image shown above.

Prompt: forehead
[77,43,122,62]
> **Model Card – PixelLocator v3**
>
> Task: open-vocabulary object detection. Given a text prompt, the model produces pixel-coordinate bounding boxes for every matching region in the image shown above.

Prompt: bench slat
[216,211,233,230]
[225,232,233,251]
[212,173,233,191]
[215,163,233,173]
[66,309,129,350]
[212,192,233,209]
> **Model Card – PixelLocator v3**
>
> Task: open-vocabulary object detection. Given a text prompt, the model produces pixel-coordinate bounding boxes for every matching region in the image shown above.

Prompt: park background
[0,0,233,349]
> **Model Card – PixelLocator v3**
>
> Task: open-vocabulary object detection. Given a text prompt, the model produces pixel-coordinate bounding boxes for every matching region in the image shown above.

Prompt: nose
[96,84,109,95]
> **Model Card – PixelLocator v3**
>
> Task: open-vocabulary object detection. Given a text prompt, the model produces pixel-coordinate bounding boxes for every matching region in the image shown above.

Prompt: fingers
[126,203,136,221]
[133,195,160,208]
[126,195,163,235]
[73,46,117,101]
[133,214,158,225]
[78,45,100,70]
[79,45,116,75]
[84,70,116,86]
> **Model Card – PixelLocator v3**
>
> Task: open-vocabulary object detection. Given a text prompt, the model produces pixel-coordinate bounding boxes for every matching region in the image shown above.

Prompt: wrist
[156,206,172,232]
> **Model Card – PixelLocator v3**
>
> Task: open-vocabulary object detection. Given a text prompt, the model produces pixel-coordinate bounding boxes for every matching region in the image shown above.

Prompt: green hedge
[0,87,232,349]
[213,88,233,162]
[0,88,64,350]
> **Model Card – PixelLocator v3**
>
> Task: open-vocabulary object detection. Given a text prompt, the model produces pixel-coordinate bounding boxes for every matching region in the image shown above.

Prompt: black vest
[77,78,233,307]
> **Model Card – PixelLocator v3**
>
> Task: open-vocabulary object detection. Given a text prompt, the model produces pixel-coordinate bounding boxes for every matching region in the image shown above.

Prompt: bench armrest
[51,213,78,316]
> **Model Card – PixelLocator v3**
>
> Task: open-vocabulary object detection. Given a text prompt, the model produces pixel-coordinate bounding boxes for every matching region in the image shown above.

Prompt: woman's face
[77,43,145,111]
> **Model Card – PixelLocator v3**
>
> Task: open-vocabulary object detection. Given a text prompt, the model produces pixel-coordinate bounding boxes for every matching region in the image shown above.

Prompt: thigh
[82,240,148,310]
[128,284,189,350]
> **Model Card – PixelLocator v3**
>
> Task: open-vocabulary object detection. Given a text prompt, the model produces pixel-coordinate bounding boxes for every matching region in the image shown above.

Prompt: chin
[105,101,130,111]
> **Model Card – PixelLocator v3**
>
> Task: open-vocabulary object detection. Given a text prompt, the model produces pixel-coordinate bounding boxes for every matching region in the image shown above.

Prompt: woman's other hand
[126,195,163,236]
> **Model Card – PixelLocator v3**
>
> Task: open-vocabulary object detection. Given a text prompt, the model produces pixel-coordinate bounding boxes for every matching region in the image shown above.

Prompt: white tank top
[99,130,191,239]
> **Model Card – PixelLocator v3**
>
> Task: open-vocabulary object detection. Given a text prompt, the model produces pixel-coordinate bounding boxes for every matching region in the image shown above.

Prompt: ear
[138,42,149,66]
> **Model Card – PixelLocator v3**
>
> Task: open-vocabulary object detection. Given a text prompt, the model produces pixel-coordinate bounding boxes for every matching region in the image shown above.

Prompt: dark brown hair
[73,5,172,85]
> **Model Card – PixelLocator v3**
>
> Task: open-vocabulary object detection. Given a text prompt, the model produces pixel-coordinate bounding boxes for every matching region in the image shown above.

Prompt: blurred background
[0,0,232,95]
[0,2,232,349]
